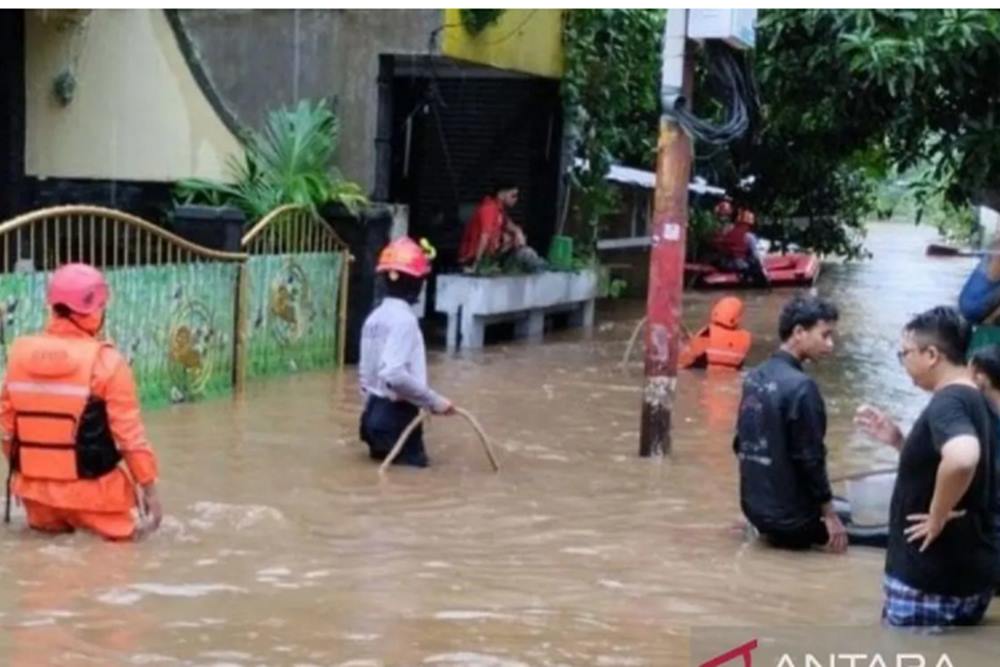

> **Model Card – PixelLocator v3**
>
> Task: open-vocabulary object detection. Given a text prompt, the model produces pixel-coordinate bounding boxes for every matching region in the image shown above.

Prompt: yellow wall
[25,9,241,182]
[441,9,564,79]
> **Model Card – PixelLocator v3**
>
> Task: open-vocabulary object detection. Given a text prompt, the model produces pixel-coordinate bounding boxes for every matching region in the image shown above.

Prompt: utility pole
[639,9,694,457]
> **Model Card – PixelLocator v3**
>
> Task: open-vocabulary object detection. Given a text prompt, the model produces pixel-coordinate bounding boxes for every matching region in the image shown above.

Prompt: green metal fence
[0,204,349,407]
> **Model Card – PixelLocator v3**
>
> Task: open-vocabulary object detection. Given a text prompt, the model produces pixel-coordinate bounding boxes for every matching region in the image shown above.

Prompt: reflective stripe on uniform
[707,349,745,360]
[7,381,90,397]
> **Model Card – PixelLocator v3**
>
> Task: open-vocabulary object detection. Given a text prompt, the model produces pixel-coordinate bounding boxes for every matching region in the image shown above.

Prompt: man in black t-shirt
[857,306,997,627]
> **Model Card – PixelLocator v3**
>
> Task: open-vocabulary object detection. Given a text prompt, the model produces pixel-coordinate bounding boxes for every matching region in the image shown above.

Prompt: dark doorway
[0,9,26,221]
[384,57,563,272]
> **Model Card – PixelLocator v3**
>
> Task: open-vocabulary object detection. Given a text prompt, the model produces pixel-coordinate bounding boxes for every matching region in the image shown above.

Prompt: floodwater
[0,222,993,666]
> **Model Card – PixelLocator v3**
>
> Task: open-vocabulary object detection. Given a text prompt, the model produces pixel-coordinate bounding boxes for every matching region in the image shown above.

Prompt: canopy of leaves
[174,99,367,223]
[563,9,1000,259]
[714,9,1000,258]
[562,9,665,256]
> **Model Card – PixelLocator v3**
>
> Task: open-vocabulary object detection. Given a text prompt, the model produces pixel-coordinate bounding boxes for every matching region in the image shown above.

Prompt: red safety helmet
[376,237,434,278]
[47,263,109,315]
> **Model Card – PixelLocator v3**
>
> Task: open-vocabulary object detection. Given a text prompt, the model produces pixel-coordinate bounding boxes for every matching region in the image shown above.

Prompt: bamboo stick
[378,407,500,476]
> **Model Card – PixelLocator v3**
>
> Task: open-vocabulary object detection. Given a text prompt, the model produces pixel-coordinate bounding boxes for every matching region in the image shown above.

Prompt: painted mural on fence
[105,264,238,406]
[245,252,344,378]
[0,264,238,408]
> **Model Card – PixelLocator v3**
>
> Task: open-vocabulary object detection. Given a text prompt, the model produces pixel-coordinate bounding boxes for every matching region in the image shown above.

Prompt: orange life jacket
[705,325,752,369]
[679,297,752,370]
[6,334,121,481]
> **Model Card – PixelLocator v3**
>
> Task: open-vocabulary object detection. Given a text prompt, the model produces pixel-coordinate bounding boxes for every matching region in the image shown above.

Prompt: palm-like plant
[175,99,367,222]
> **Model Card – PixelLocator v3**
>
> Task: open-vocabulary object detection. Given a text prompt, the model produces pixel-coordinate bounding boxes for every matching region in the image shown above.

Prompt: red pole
[640,14,693,458]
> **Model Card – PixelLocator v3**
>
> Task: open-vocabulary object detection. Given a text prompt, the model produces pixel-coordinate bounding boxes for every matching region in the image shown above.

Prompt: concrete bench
[435,270,599,351]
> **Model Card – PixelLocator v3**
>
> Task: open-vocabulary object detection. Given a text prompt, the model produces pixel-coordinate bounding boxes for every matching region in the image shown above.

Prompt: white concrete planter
[435,269,599,351]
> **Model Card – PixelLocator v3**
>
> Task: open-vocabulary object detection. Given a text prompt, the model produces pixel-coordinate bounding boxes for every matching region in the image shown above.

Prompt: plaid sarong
[882,575,992,627]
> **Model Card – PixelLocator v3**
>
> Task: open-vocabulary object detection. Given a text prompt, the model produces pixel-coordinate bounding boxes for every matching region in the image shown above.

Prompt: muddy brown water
[0,222,994,666]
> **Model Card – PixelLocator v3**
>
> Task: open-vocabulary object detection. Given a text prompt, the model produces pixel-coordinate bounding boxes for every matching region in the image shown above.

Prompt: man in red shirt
[458,182,545,272]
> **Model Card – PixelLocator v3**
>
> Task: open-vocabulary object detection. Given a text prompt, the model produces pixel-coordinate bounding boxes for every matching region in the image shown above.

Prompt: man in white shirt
[359,237,453,467]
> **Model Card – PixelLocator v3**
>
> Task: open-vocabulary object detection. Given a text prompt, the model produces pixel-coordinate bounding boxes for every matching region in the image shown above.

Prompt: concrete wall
[24,9,241,182]
[175,9,442,195]
[440,9,564,79]
[981,206,1000,238]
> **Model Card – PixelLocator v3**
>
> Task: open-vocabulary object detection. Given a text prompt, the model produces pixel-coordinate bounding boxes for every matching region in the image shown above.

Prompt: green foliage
[608,279,628,298]
[466,253,538,277]
[561,9,1000,260]
[711,9,1000,258]
[562,10,666,259]
[600,274,628,299]
[571,249,599,272]
[686,206,722,261]
[754,168,874,259]
[924,201,979,246]
[174,99,367,223]
[460,9,506,36]
[879,165,981,245]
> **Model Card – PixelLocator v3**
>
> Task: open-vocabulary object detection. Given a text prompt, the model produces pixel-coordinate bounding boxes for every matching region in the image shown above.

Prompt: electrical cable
[665,42,759,146]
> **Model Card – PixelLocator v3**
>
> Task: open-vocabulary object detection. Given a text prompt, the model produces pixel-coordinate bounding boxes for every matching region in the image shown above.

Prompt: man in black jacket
[734,295,848,553]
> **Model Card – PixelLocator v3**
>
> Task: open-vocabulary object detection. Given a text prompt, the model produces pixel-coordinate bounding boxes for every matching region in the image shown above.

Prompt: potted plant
[172,98,367,249]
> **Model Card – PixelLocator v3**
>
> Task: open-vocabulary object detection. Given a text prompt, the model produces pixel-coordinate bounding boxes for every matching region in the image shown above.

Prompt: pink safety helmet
[376,237,433,278]
[47,263,109,315]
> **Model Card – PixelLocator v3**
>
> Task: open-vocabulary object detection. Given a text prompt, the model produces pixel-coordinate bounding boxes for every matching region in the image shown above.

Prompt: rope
[619,318,694,370]
[378,407,500,476]
[620,317,647,370]
[128,466,158,541]
[132,485,152,540]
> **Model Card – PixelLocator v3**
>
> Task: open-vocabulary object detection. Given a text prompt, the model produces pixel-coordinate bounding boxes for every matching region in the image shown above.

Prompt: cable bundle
[666,42,759,146]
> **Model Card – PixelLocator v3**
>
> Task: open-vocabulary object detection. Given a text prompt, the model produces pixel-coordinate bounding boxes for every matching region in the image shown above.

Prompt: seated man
[959,236,1000,324]
[458,181,546,273]
[679,296,752,370]
[708,204,769,286]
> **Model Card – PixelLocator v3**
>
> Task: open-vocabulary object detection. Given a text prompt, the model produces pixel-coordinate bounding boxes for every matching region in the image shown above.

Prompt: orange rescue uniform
[1,317,158,539]
[679,297,752,370]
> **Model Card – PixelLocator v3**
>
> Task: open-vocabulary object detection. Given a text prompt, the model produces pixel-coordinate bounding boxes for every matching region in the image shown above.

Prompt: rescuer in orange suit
[1,263,162,540]
[679,296,752,370]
